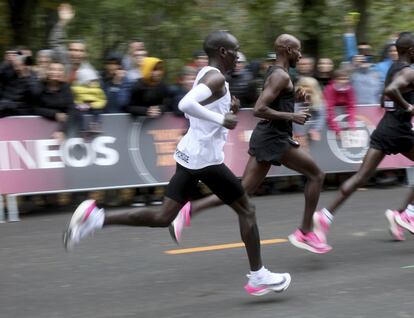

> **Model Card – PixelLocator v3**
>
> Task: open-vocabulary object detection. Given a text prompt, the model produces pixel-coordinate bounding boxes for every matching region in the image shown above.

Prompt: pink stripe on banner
[82,201,96,222]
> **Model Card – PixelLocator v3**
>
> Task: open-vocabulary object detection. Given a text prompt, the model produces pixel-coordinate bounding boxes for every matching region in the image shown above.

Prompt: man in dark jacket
[0,51,40,117]
[100,53,133,113]
[228,52,257,108]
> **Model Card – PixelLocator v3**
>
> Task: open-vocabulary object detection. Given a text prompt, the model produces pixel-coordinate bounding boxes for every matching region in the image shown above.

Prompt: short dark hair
[104,52,122,65]
[396,32,414,54]
[203,31,233,57]
[193,50,207,59]
[333,68,349,79]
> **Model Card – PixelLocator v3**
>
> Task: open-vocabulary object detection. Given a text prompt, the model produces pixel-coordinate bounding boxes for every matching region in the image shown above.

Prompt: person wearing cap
[101,52,133,113]
[71,67,106,134]
[228,52,257,108]
[262,52,276,72]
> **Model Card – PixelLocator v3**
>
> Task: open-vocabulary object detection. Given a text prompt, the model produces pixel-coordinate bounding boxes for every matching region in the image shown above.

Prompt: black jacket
[0,63,41,117]
[126,79,170,116]
[35,81,74,120]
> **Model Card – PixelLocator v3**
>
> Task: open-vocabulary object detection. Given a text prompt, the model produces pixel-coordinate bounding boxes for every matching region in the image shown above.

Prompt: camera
[16,51,34,66]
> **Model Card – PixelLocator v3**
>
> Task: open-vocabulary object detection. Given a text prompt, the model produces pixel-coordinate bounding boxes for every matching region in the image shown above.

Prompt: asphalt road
[1,185,414,318]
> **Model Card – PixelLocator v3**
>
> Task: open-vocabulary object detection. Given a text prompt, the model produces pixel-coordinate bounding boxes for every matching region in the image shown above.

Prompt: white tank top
[174,66,231,169]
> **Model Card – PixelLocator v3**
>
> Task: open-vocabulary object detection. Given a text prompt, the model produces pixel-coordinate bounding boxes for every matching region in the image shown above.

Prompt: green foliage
[2,0,413,79]
[368,0,414,53]
[0,2,12,52]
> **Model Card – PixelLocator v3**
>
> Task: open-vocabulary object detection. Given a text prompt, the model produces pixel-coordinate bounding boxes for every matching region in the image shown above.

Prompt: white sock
[404,204,414,218]
[250,266,266,279]
[94,208,105,229]
[321,208,334,223]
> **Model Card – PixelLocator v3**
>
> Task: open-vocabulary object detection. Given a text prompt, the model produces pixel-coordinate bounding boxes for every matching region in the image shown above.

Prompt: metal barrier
[0,109,412,222]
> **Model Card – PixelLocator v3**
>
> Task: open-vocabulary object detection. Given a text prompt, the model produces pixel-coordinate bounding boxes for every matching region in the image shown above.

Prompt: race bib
[383,99,395,111]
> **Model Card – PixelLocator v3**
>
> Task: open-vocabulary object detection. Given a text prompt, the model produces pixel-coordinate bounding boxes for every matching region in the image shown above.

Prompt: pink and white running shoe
[63,199,104,251]
[313,210,331,243]
[385,209,405,241]
[244,269,291,296]
[288,229,332,254]
[169,202,192,243]
[395,211,414,234]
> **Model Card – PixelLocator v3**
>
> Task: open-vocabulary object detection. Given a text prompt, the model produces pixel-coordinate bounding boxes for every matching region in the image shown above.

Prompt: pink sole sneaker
[181,202,192,227]
[288,229,332,254]
[63,199,97,251]
[244,274,291,296]
[313,210,331,243]
[385,209,405,241]
[395,211,414,234]
[168,202,192,244]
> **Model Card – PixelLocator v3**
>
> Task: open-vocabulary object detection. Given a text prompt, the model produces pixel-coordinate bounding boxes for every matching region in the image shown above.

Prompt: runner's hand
[223,112,238,129]
[230,96,240,114]
[407,104,414,116]
[58,3,75,25]
[291,109,311,125]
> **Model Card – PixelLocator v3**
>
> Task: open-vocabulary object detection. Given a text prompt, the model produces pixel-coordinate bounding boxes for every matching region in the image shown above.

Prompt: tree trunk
[352,0,369,43]
[300,0,326,59]
[7,0,38,47]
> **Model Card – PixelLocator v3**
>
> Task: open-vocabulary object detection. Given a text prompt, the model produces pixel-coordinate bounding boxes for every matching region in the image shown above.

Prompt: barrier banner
[0,107,412,195]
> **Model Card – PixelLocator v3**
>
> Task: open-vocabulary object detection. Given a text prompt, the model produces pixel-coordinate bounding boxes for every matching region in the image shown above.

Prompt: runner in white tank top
[174,66,231,169]
[63,31,291,297]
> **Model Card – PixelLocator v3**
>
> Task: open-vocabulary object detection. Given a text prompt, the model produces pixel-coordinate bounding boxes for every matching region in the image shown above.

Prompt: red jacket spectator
[323,69,356,135]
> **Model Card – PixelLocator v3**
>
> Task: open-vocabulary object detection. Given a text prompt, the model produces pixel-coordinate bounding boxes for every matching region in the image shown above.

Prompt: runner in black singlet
[171,34,331,254]
[309,32,414,245]
[248,64,298,165]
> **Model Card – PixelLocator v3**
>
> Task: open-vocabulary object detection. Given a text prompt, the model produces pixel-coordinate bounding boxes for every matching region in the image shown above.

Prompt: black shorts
[370,112,414,155]
[248,122,292,166]
[165,163,244,205]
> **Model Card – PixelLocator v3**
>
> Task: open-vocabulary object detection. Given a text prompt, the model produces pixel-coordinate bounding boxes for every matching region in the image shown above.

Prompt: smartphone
[288,137,300,148]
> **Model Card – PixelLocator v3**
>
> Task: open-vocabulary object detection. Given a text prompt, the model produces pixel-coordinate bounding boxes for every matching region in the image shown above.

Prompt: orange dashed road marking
[164,238,288,255]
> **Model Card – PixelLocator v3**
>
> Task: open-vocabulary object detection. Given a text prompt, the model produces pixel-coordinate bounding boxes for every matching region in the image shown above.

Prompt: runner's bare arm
[253,69,309,125]
[384,67,414,111]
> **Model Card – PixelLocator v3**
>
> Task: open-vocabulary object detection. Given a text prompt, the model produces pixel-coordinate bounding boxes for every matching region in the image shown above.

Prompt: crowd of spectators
[0,4,398,138]
[0,4,404,207]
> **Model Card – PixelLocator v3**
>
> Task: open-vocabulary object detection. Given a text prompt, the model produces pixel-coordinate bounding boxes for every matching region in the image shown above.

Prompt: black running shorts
[248,122,291,166]
[165,163,245,205]
[370,112,414,155]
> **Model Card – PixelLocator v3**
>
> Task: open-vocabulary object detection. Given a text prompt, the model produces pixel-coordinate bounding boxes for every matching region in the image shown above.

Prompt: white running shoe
[63,199,104,251]
[244,268,291,296]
